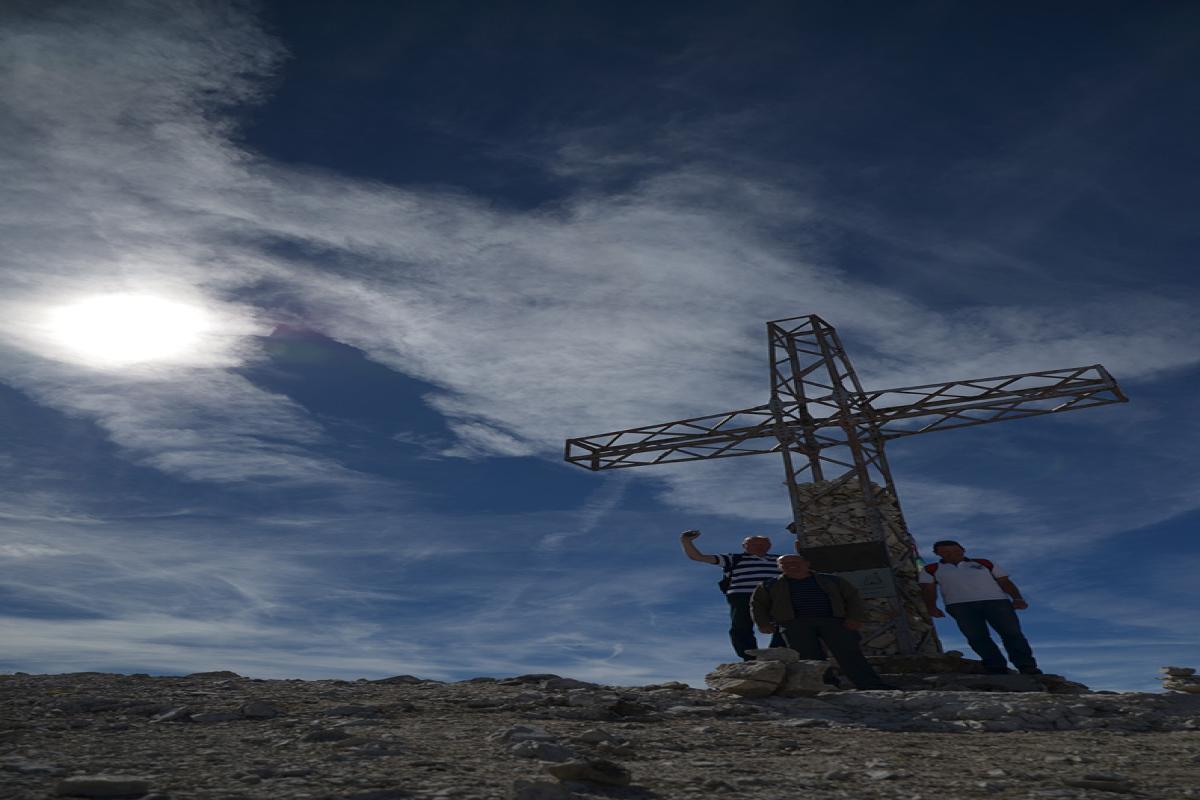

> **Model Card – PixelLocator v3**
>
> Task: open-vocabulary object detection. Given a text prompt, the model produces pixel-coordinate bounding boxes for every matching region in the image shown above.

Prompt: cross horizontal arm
[565,365,1127,471]
[862,365,1128,440]
[564,405,786,470]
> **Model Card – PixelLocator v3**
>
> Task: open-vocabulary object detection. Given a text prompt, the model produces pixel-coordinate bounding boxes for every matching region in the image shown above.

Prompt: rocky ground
[2,669,1199,800]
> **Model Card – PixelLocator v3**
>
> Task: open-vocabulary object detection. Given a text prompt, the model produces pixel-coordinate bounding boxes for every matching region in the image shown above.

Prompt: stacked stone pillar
[1161,666,1200,693]
[792,478,940,657]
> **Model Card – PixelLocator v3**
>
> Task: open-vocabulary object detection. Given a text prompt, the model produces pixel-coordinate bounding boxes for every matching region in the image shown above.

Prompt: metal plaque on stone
[835,568,898,599]
[800,542,897,599]
[800,541,891,572]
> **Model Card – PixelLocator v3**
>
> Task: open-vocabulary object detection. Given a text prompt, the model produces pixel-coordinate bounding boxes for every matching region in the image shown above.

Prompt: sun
[46,293,212,367]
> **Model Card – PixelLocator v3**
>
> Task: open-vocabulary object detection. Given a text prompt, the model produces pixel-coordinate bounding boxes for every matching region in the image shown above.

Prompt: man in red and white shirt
[919,540,1041,675]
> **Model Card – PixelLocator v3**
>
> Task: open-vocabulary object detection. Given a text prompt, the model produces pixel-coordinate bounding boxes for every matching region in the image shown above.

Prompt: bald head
[776,553,812,578]
[742,536,771,555]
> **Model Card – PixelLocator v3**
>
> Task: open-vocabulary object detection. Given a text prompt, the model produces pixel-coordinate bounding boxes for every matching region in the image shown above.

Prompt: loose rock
[239,700,281,719]
[1063,774,1136,793]
[489,724,556,744]
[54,775,151,797]
[1162,665,1200,694]
[149,706,191,724]
[186,671,242,679]
[301,727,354,742]
[704,660,786,697]
[745,647,799,663]
[776,659,834,697]
[545,758,632,787]
[510,740,575,762]
[3,668,1198,800]
[512,779,570,800]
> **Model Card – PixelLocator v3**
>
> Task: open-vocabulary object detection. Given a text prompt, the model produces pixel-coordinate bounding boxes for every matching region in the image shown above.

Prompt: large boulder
[545,759,632,787]
[776,660,835,697]
[745,647,799,663]
[704,661,786,697]
[1162,666,1200,694]
[55,775,151,798]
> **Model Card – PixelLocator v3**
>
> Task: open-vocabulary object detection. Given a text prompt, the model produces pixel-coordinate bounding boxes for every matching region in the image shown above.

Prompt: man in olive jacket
[751,554,890,690]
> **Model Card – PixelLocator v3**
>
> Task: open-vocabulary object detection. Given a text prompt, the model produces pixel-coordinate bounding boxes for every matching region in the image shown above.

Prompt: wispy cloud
[538,473,631,551]
[0,498,729,684]
[4,2,1199,494]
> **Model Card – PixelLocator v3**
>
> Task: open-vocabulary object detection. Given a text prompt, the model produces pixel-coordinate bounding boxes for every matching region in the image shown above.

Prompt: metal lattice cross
[565,314,1127,655]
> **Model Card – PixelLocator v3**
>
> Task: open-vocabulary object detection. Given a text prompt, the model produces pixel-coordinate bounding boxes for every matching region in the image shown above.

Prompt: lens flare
[47,293,211,366]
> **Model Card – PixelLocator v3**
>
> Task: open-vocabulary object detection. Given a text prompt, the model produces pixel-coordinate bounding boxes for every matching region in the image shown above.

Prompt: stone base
[701,649,1092,698]
[890,671,1089,694]
[703,661,786,698]
[777,660,837,697]
[866,651,978,675]
[745,648,799,663]
[1162,666,1200,693]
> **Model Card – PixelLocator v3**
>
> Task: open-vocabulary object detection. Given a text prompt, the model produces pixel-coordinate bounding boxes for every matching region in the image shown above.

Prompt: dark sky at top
[244,0,1200,295]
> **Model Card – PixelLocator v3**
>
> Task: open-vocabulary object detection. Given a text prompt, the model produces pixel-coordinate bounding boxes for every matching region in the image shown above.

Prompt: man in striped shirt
[680,530,784,660]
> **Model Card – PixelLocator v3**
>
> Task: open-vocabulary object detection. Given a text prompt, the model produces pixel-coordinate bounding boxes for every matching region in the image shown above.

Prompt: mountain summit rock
[2,668,1197,798]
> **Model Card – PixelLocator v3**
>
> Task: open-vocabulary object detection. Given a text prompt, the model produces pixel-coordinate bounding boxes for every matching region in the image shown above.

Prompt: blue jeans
[946,599,1037,672]
[726,593,784,660]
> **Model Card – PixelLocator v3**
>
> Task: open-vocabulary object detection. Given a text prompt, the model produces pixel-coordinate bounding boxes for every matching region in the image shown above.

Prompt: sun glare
[47,293,212,367]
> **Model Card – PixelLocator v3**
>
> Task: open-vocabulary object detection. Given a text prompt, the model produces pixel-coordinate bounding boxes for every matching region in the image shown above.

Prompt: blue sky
[1,1,1198,691]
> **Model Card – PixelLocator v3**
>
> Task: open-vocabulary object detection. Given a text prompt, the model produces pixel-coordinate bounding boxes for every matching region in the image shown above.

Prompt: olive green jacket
[750,573,868,627]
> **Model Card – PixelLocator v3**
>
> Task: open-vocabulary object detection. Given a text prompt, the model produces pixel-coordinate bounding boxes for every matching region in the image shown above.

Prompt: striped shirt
[716,553,781,595]
[786,576,835,617]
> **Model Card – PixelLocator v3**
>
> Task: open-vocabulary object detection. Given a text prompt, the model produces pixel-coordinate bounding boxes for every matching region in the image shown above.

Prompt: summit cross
[564,314,1127,656]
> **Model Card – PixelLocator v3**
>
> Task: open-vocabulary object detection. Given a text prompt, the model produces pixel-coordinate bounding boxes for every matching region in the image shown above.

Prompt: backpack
[923,558,995,581]
[717,554,745,593]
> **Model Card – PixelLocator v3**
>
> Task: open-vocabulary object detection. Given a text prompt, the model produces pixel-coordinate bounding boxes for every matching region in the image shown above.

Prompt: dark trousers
[946,599,1037,672]
[780,617,887,689]
[726,593,783,660]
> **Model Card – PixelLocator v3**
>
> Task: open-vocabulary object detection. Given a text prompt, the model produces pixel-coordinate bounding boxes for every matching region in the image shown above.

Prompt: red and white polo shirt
[919,558,1009,605]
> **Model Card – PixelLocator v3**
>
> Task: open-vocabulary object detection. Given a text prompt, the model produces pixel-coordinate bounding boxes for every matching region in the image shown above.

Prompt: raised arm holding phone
[679,529,784,661]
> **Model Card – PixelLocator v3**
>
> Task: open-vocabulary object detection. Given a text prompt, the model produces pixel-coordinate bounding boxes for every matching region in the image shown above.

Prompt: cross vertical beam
[767,316,926,654]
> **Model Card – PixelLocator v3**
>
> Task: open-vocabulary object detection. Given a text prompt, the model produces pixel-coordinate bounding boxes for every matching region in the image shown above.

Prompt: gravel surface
[2,671,1198,799]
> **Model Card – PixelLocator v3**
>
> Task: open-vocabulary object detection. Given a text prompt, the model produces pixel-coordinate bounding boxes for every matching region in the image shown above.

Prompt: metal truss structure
[565,314,1128,655]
